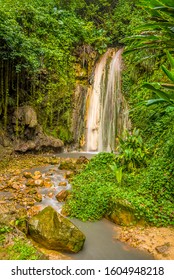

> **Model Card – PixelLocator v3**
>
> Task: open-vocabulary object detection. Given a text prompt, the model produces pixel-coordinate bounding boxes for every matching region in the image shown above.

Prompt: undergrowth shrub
[63,151,174,226]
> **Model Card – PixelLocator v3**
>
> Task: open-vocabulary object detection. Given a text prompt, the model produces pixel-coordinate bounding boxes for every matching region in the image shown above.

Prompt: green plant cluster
[63,151,174,226]
[63,152,117,221]
[63,0,174,226]
[0,0,142,143]
[7,239,39,260]
[116,128,148,171]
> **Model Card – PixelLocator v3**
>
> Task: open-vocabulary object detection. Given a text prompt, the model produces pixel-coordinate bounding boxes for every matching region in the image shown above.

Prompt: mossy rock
[106,199,146,226]
[59,159,77,171]
[28,206,85,253]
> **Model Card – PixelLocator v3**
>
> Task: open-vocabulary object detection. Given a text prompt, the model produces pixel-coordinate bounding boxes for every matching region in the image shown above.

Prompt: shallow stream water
[31,152,153,260]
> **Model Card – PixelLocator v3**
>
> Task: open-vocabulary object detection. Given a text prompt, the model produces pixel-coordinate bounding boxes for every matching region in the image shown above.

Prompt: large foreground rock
[28,206,85,253]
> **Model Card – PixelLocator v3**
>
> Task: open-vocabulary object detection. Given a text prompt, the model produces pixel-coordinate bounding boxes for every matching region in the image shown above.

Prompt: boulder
[76,156,89,164]
[12,106,64,153]
[12,105,38,129]
[14,133,63,153]
[106,199,146,226]
[58,181,67,187]
[155,243,170,256]
[59,158,77,170]
[56,190,70,202]
[28,206,85,253]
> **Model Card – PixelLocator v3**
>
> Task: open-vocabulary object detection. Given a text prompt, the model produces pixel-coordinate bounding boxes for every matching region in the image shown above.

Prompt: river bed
[30,163,153,260]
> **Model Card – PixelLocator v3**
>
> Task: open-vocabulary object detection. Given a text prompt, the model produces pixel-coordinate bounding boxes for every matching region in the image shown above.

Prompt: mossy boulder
[59,158,77,171]
[106,199,146,226]
[28,206,85,253]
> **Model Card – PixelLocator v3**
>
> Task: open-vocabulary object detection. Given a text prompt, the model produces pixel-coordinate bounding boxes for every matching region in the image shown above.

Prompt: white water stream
[86,49,129,152]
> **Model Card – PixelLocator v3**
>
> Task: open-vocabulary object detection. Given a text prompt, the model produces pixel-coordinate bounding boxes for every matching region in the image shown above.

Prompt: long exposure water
[86,49,129,152]
[30,153,154,260]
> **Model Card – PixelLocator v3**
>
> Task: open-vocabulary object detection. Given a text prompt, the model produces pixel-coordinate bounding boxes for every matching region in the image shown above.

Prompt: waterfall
[86,48,129,152]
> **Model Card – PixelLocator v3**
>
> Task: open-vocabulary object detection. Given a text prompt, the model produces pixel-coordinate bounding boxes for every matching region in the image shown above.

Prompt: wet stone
[58,181,67,187]
[155,243,170,255]
[34,179,44,187]
[64,171,74,179]
[23,172,33,179]
[43,179,52,188]
[55,190,70,202]
[26,179,36,187]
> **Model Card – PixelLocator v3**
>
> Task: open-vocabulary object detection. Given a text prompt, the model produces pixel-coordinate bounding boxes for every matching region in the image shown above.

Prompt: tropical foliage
[63,0,174,227]
[0,0,122,140]
[1,0,174,228]
[124,0,174,54]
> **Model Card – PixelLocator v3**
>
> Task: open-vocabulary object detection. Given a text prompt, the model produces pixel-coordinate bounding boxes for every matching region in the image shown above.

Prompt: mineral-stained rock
[34,179,44,187]
[47,192,54,198]
[76,156,89,164]
[33,171,42,180]
[28,206,85,253]
[26,179,36,187]
[33,192,42,202]
[56,190,70,202]
[43,179,52,188]
[59,158,77,170]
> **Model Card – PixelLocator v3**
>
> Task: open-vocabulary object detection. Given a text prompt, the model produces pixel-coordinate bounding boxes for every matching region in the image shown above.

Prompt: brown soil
[114,225,174,260]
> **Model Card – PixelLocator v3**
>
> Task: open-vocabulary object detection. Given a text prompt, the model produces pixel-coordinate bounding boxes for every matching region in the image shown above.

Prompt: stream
[28,152,154,260]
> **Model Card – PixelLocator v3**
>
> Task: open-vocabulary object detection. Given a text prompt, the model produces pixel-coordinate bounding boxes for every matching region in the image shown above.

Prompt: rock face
[11,106,64,153]
[14,134,63,153]
[13,105,38,129]
[28,206,85,253]
[0,106,64,154]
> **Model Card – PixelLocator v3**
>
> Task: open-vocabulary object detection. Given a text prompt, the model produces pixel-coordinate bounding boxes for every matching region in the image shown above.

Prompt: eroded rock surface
[28,206,85,253]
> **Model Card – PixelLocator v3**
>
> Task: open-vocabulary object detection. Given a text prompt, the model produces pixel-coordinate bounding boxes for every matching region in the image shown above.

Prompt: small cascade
[86,48,130,152]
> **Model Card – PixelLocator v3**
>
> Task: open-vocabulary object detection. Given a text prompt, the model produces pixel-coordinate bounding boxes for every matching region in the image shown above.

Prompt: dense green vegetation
[0,0,157,131]
[63,0,174,226]
[0,0,174,227]
[0,0,137,142]
[0,225,40,259]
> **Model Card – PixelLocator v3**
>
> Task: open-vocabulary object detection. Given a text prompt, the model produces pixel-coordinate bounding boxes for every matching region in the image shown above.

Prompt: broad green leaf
[166,51,174,69]
[161,65,174,82]
[145,99,168,106]
[153,6,174,14]
[143,83,171,101]
[135,22,174,31]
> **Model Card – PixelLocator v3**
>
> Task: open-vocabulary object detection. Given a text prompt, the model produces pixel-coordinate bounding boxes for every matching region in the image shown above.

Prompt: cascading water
[86,48,129,152]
